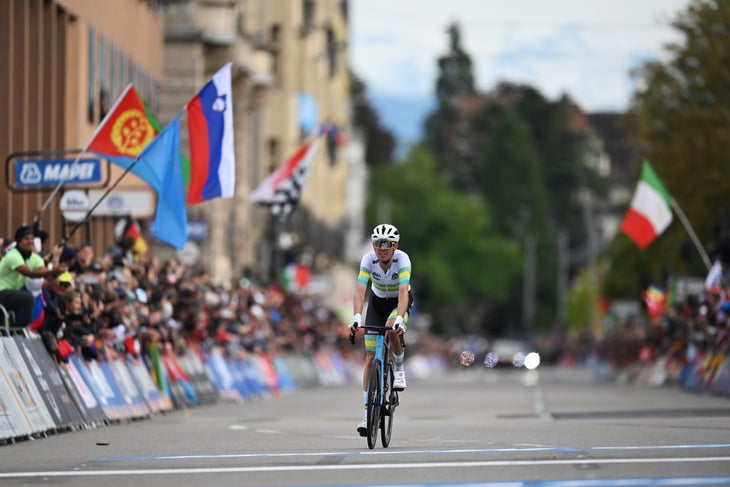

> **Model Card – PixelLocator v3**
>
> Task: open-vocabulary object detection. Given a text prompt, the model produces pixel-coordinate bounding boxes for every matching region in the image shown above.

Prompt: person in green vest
[0,225,66,327]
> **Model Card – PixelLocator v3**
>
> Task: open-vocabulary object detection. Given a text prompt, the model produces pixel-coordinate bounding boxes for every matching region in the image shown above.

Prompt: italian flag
[620,160,673,249]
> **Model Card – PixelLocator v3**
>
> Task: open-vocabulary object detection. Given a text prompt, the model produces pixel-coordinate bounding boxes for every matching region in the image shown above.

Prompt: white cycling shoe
[393,370,406,391]
[356,418,368,437]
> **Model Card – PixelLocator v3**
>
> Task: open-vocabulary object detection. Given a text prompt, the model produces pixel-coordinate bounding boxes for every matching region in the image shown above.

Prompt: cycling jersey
[357,249,411,298]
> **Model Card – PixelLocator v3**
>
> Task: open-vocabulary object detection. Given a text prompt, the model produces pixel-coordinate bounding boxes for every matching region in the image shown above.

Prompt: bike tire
[366,360,381,449]
[381,361,395,447]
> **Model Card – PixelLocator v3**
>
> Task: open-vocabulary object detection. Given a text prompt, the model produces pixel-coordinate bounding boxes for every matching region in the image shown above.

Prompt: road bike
[349,324,404,449]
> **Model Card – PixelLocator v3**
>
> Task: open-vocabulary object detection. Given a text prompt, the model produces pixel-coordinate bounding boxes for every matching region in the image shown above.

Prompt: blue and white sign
[15,158,102,187]
[187,221,208,241]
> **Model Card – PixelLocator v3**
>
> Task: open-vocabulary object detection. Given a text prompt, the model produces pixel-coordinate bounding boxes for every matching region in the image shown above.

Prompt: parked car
[485,339,540,369]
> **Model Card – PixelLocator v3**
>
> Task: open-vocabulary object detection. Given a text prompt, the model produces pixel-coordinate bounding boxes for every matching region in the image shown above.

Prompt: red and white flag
[620,160,673,249]
[249,141,317,217]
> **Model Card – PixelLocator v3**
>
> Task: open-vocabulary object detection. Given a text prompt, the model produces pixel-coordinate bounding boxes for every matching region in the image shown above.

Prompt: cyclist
[350,223,412,436]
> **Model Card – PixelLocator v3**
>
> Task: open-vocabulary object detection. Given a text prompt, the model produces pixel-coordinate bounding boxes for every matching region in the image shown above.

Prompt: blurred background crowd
[1,216,728,390]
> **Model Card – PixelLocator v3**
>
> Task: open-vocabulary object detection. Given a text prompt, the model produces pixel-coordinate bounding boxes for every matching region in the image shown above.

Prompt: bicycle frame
[372,328,389,408]
[350,324,400,449]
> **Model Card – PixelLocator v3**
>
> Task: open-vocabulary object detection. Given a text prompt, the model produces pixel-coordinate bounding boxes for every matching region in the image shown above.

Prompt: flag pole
[36,84,135,223]
[669,197,712,270]
[60,156,140,246]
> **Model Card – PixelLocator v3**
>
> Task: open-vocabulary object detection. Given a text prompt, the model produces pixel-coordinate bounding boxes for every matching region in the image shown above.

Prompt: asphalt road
[1,365,730,487]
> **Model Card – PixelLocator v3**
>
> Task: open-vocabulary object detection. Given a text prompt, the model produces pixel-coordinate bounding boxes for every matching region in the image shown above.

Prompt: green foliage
[424,23,479,190]
[350,71,396,167]
[603,0,730,294]
[566,267,600,331]
[471,105,547,237]
[366,146,522,330]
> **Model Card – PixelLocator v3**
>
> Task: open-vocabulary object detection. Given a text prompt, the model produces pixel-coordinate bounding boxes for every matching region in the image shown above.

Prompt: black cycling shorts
[364,290,413,327]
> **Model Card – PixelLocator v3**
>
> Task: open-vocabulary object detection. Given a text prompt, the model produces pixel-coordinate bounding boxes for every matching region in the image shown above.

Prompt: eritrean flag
[88,85,158,165]
[185,63,235,204]
[88,85,166,195]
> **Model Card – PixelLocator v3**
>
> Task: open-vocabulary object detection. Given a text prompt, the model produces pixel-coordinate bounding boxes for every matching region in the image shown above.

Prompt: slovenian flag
[620,160,673,249]
[186,63,235,204]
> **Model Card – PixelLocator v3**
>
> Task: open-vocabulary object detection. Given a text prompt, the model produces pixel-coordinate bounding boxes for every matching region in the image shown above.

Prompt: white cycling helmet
[371,223,400,243]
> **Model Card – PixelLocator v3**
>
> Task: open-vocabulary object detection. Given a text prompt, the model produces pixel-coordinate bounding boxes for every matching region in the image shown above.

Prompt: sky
[350,0,694,145]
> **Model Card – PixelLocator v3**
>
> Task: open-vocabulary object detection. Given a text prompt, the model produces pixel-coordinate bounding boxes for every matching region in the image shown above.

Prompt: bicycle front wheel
[381,361,395,447]
[366,360,381,449]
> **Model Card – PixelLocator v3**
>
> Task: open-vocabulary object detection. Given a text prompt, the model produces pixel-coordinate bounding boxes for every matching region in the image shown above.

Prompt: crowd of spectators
[596,284,730,375]
[0,222,360,373]
[11,220,724,385]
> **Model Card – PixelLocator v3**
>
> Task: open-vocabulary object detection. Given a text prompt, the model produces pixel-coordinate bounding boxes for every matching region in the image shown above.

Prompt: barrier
[0,336,54,435]
[15,337,85,430]
[0,329,455,446]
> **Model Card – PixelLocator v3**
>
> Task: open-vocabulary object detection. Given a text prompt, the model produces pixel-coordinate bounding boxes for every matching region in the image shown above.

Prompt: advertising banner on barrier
[204,348,240,401]
[14,338,82,429]
[161,353,196,408]
[125,356,172,413]
[177,350,217,405]
[0,337,55,433]
[68,356,119,420]
[87,358,132,419]
[709,356,730,395]
[0,350,33,440]
[104,360,150,418]
[60,359,105,424]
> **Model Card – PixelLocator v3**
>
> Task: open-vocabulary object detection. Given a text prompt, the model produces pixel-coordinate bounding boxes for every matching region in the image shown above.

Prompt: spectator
[61,288,98,361]
[0,225,66,327]
[70,241,97,275]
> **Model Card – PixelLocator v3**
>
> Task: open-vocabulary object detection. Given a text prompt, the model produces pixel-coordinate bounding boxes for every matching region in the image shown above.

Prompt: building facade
[1,0,356,299]
[0,0,164,252]
[161,0,352,287]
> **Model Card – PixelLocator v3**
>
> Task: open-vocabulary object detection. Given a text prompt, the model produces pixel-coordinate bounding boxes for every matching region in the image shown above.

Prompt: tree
[423,23,479,190]
[603,0,730,296]
[367,145,521,336]
[350,71,396,167]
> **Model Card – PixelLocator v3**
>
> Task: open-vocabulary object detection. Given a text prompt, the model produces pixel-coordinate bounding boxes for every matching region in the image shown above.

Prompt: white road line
[1,456,729,478]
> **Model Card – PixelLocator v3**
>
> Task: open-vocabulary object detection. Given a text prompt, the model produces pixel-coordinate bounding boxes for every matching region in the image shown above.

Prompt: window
[326,27,337,78]
[268,138,279,173]
[87,27,96,123]
[99,35,109,120]
[301,0,315,36]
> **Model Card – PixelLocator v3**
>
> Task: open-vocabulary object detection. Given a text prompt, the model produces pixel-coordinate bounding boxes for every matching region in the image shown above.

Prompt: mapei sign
[15,158,102,187]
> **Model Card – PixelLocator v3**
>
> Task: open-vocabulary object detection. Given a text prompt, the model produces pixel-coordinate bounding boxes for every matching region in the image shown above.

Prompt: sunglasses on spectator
[373,240,396,249]
[60,282,72,288]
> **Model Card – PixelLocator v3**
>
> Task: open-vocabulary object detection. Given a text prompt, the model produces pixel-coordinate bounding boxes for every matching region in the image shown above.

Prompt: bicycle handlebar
[348,324,406,348]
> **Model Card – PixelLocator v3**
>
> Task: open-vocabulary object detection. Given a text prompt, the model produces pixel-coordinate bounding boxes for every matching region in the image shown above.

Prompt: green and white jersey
[357,249,411,298]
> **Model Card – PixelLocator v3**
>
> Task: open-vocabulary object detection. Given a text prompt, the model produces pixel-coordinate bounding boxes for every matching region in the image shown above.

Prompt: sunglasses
[373,240,396,249]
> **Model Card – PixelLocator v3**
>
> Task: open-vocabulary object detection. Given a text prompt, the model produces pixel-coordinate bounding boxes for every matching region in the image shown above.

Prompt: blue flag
[137,115,188,249]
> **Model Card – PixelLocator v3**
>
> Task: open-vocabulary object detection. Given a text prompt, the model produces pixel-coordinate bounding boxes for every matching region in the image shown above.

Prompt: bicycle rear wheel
[381,361,395,447]
[366,360,381,449]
